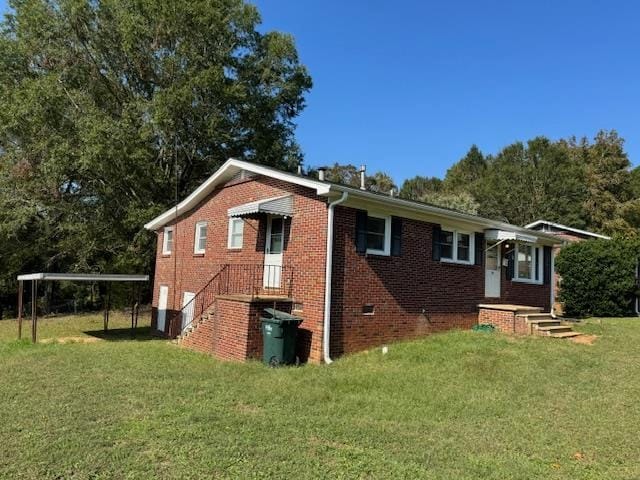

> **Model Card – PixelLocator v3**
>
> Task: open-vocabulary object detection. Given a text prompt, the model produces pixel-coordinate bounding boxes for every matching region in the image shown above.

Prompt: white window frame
[194,221,208,254]
[162,227,174,255]
[365,213,391,256]
[227,217,244,250]
[513,242,543,284]
[440,227,475,265]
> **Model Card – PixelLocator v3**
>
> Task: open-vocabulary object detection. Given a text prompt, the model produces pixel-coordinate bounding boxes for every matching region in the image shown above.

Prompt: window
[162,227,174,255]
[513,243,542,283]
[228,217,244,249]
[457,232,471,262]
[268,217,284,254]
[366,214,391,255]
[194,222,207,254]
[438,228,474,264]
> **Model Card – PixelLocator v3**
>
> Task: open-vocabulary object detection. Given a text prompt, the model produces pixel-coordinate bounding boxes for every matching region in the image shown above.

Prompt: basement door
[264,216,284,289]
[157,285,168,332]
[181,291,196,331]
[485,241,501,298]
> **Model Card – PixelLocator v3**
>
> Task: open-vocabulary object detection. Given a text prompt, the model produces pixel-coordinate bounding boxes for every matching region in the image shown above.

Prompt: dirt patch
[570,334,598,345]
[39,336,103,344]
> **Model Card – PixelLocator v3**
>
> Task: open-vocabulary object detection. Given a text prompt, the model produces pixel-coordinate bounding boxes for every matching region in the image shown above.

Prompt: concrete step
[524,313,554,320]
[537,325,573,334]
[549,331,583,339]
[528,319,561,326]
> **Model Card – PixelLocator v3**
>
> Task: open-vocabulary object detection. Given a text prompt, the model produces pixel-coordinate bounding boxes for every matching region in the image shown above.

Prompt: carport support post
[31,279,37,344]
[130,284,137,338]
[17,280,23,340]
[135,285,140,327]
[103,284,111,333]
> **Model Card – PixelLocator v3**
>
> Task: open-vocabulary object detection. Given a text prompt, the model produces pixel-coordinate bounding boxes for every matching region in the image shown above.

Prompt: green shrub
[555,239,638,317]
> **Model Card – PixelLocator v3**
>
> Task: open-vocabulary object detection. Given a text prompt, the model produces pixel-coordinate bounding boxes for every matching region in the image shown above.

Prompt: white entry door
[181,292,196,331]
[485,241,501,298]
[264,216,284,289]
[157,285,169,332]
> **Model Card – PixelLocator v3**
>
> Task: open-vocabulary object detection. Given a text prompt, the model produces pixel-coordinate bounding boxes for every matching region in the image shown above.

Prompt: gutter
[323,191,349,364]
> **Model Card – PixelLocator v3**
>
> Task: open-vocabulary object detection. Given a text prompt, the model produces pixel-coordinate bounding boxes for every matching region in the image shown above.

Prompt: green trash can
[261,308,303,367]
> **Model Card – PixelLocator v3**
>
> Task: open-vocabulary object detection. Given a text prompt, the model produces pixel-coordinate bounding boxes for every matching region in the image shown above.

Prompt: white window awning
[227,194,294,218]
[484,229,537,244]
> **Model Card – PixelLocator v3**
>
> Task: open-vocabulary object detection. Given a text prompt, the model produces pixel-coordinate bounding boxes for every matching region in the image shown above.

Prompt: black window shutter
[535,247,540,281]
[474,232,484,266]
[543,246,552,285]
[391,217,402,256]
[432,225,442,261]
[506,248,515,280]
[355,210,368,255]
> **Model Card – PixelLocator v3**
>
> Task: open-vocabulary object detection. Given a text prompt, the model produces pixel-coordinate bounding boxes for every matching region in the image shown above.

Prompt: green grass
[0,314,639,479]
[0,311,149,343]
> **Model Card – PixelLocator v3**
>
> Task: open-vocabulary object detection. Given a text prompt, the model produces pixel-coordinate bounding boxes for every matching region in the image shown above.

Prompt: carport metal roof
[17,273,149,282]
[16,272,149,343]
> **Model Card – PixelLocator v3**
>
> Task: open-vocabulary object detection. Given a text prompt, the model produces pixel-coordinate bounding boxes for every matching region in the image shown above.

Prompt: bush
[555,239,638,317]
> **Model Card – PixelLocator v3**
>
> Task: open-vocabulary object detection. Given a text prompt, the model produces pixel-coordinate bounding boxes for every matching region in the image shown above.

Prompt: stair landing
[478,304,582,340]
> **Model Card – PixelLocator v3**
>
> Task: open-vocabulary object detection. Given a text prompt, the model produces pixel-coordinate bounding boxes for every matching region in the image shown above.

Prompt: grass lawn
[0,314,639,479]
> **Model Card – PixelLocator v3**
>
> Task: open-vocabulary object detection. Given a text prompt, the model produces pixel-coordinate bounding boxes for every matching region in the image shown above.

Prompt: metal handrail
[172,263,294,333]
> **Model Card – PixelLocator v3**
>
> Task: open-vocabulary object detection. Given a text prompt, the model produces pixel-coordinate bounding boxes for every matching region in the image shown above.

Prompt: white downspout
[323,191,349,364]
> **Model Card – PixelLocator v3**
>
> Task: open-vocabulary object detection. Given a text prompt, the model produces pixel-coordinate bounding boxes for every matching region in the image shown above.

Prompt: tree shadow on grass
[83,326,160,342]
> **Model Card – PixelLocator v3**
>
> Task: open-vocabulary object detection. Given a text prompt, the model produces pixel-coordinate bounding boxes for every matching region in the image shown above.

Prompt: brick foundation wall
[478,309,530,334]
[150,175,327,362]
[179,297,293,362]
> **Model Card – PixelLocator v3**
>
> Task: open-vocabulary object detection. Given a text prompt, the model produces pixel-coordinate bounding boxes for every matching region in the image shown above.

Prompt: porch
[163,263,296,338]
[478,304,581,338]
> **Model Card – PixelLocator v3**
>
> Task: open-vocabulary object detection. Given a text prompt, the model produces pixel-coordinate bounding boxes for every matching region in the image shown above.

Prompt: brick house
[525,220,610,314]
[144,159,562,363]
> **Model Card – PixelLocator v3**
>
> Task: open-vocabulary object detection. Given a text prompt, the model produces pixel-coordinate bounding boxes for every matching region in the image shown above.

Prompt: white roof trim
[143,158,561,245]
[228,194,294,218]
[17,273,149,282]
[328,184,562,244]
[144,158,330,231]
[524,220,611,240]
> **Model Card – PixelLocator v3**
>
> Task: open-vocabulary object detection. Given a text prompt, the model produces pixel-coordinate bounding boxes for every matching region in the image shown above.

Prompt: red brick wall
[330,206,550,356]
[179,297,293,361]
[150,173,554,362]
[151,175,327,362]
[478,309,530,334]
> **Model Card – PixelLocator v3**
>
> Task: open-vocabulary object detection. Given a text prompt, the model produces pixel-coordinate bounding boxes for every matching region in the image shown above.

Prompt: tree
[320,163,396,192]
[323,163,360,186]
[0,0,311,313]
[583,130,633,234]
[421,191,479,215]
[456,137,589,226]
[399,176,442,200]
[366,171,397,193]
[443,145,486,193]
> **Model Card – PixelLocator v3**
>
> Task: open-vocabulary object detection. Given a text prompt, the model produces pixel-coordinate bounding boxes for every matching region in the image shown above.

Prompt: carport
[16,273,149,343]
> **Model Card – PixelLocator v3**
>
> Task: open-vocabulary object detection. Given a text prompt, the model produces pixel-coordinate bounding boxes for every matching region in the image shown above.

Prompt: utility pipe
[323,191,349,364]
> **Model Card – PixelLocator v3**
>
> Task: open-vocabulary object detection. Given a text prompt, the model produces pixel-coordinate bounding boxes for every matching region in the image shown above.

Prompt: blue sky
[2,1,639,182]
